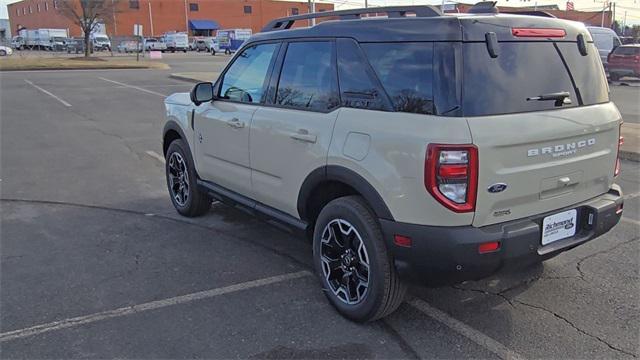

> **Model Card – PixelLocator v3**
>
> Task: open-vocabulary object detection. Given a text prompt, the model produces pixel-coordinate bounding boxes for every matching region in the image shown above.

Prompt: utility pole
[365,0,368,8]
[148,1,154,36]
[307,0,316,26]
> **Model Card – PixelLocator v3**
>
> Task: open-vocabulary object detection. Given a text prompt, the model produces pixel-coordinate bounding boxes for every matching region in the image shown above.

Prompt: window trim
[189,3,199,11]
[213,41,282,107]
[265,38,340,114]
[243,5,252,14]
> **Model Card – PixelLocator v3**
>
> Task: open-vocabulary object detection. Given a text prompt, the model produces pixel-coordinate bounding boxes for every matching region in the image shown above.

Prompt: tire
[165,139,211,217]
[610,73,621,81]
[0,50,6,56]
[211,50,216,56]
[313,196,406,322]
[225,49,231,55]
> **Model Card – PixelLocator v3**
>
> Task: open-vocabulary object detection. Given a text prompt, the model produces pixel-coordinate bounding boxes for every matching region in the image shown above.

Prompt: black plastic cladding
[250,14,591,44]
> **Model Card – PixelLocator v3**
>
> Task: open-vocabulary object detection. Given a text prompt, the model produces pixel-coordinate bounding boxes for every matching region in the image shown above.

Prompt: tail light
[615,122,623,177]
[425,144,478,213]
[634,55,640,62]
[511,28,566,38]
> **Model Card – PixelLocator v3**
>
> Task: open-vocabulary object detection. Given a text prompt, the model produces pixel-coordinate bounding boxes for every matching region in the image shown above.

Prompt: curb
[169,74,201,83]
[619,150,640,162]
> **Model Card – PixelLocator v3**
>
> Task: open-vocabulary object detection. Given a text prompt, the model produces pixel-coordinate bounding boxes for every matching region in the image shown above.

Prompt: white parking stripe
[0,270,311,343]
[623,192,640,200]
[98,77,167,97]
[24,80,72,107]
[408,298,525,360]
[145,150,166,164]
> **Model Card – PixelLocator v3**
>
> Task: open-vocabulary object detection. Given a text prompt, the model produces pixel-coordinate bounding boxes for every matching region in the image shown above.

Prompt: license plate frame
[541,209,578,246]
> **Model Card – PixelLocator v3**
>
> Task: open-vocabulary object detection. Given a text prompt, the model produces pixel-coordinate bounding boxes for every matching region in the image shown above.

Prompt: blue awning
[189,20,220,31]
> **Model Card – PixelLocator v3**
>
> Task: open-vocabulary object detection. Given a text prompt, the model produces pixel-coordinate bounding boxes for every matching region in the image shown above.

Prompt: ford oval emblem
[488,183,508,193]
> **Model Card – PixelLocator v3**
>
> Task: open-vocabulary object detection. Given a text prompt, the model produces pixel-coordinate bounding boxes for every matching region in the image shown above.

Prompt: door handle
[290,129,317,143]
[226,118,245,129]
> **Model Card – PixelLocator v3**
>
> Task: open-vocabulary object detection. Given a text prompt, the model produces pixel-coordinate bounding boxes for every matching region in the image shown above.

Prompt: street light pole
[365,0,368,8]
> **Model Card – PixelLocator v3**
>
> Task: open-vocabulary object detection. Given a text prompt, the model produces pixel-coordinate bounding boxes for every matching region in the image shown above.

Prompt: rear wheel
[165,139,211,217]
[0,50,6,56]
[313,196,406,322]
[610,72,621,81]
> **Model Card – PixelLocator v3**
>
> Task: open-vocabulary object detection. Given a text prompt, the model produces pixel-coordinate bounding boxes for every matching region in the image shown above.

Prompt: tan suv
[162,3,624,322]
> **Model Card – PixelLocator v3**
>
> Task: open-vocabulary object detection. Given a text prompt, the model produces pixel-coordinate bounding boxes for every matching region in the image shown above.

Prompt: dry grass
[0,57,169,71]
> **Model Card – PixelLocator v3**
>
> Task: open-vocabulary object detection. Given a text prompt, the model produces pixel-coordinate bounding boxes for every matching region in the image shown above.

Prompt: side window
[336,38,388,111]
[219,43,278,104]
[275,41,339,112]
[362,42,435,115]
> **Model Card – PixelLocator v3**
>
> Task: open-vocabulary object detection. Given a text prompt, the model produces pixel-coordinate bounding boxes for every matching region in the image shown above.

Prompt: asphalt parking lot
[1,57,639,359]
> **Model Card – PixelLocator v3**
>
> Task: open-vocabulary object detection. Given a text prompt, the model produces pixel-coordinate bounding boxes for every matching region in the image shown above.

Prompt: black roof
[250,11,590,44]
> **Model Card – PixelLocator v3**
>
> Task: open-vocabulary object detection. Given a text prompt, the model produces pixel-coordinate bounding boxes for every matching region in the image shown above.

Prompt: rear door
[461,39,621,227]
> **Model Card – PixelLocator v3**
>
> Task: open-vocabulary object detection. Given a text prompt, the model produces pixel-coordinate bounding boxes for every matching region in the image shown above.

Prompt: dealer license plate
[541,209,578,245]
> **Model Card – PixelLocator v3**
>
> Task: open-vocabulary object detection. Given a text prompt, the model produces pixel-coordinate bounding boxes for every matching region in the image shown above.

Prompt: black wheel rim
[320,219,370,305]
[168,152,189,207]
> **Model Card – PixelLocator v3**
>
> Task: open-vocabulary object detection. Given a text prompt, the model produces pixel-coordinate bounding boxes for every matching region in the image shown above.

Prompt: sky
[1,0,638,25]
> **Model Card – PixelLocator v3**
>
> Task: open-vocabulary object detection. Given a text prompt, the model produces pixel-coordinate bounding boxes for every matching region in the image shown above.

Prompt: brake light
[425,144,478,213]
[615,123,623,177]
[511,28,566,38]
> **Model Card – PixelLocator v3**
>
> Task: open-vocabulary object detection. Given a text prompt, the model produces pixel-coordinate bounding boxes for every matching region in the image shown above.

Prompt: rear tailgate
[468,104,620,227]
[459,22,622,227]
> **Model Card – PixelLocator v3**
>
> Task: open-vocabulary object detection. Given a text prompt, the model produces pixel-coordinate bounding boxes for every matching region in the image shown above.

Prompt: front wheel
[165,139,211,217]
[313,196,406,322]
[609,72,621,81]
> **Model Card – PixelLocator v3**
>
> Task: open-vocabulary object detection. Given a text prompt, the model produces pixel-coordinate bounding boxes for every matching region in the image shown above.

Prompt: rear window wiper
[526,91,572,106]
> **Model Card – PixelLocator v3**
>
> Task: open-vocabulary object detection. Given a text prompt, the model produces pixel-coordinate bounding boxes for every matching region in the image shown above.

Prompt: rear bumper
[380,185,623,286]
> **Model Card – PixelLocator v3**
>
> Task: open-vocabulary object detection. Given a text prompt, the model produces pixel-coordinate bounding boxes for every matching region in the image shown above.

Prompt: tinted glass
[462,42,609,116]
[463,42,576,116]
[336,39,387,111]
[220,43,278,104]
[557,42,609,106]
[614,46,640,55]
[362,42,434,115]
[276,41,339,111]
[434,42,461,116]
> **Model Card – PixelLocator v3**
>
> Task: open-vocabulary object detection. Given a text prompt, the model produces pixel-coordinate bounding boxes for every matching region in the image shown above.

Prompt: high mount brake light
[425,144,478,213]
[511,28,566,38]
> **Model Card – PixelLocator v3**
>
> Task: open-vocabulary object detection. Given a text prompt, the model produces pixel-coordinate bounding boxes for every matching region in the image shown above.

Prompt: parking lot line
[98,77,167,97]
[408,298,525,360]
[145,150,166,164]
[24,80,72,107]
[0,270,311,343]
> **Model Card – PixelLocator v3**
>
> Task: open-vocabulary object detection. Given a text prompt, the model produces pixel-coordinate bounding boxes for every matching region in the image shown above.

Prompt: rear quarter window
[361,42,434,115]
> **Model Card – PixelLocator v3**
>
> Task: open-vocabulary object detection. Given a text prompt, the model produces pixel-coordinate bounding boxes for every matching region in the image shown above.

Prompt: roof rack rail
[468,1,499,14]
[261,5,443,32]
[501,10,557,18]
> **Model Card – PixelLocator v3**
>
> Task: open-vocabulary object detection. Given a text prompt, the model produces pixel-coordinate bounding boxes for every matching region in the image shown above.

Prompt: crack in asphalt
[575,237,640,282]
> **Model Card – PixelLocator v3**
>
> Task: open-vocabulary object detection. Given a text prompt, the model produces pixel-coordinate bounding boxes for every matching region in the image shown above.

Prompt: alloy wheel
[168,152,189,207]
[320,219,370,305]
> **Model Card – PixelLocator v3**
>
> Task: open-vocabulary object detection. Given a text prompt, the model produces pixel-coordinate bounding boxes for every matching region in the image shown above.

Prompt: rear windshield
[461,41,608,116]
[614,46,640,55]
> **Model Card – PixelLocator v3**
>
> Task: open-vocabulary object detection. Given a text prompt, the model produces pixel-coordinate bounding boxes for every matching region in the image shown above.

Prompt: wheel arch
[297,165,394,225]
[162,120,188,156]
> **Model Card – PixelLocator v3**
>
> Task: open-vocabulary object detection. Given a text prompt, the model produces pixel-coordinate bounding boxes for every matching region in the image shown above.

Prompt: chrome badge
[488,183,508,193]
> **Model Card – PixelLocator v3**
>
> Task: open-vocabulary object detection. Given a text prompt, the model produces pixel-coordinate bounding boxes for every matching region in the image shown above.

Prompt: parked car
[143,38,167,52]
[92,34,111,51]
[66,38,92,54]
[607,44,640,80]
[117,40,142,53]
[0,45,14,56]
[587,26,622,69]
[209,38,221,55]
[163,32,188,53]
[163,3,623,322]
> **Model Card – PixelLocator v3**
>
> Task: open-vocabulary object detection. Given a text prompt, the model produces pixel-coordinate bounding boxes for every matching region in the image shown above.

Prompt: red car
[607,44,640,81]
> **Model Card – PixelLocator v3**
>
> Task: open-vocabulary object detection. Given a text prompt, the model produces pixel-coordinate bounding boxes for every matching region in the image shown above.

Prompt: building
[7,0,334,38]
[453,3,613,28]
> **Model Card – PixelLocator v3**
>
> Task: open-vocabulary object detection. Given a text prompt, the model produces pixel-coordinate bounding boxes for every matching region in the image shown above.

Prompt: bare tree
[57,0,119,57]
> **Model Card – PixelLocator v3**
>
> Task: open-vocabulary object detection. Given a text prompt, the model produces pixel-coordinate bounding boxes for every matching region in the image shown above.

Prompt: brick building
[453,3,613,28]
[7,0,334,38]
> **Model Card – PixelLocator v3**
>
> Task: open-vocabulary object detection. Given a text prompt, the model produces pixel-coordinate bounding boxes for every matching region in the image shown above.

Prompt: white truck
[162,32,188,53]
[91,34,111,51]
[16,28,68,50]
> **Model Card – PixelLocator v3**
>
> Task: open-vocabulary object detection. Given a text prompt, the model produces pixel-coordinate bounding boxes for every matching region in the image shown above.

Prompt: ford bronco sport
[162,2,624,322]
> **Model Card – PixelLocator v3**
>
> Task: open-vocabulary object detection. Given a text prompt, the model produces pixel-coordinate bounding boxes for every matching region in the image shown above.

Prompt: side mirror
[190,82,214,106]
